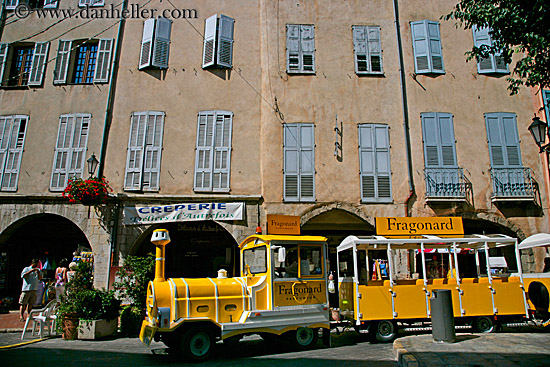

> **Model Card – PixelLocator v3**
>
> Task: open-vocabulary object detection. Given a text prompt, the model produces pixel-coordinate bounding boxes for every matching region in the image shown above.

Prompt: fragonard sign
[123,202,244,225]
[375,217,464,236]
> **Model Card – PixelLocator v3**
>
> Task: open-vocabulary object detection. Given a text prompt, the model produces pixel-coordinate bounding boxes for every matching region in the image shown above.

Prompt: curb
[393,339,420,367]
[0,335,57,350]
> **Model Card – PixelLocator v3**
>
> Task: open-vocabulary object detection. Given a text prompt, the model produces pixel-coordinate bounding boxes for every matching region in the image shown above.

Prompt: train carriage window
[299,245,323,277]
[243,246,267,274]
[338,248,355,278]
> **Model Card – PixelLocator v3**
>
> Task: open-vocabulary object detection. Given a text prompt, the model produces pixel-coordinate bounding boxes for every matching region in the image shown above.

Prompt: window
[124,111,165,192]
[544,90,550,123]
[243,246,267,274]
[286,24,315,74]
[5,0,58,9]
[53,39,112,84]
[0,115,28,191]
[283,123,315,202]
[50,114,90,191]
[0,42,49,87]
[273,243,324,279]
[202,14,234,69]
[78,0,104,7]
[421,113,457,168]
[410,20,444,74]
[194,111,233,192]
[139,18,172,70]
[358,124,392,202]
[472,26,508,74]
[352,25,383,75]
[485,112,521,169]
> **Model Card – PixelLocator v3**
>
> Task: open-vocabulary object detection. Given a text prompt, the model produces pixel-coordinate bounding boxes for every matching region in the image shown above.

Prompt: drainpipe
[100,0,127,287]
[0,1,6,42]
[393,0,415,217]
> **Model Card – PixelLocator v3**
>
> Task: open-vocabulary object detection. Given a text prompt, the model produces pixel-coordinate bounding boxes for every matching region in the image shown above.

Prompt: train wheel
[372,320,398,342]
[473,316,496,333]
[287,327,319,349]
[181,326,214,361]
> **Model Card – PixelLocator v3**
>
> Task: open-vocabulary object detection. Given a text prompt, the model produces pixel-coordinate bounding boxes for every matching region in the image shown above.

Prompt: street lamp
[87,154,99,178]
[528,116,549,152]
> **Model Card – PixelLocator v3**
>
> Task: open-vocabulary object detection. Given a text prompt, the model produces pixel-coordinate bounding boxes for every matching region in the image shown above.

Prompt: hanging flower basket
[63,177,112,206]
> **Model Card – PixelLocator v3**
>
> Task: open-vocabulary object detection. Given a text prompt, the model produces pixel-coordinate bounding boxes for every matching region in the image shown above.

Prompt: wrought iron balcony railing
[424,167,472,203]
[490,167,537,200]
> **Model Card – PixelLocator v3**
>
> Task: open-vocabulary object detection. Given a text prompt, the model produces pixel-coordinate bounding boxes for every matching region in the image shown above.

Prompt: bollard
[430,289,456,343]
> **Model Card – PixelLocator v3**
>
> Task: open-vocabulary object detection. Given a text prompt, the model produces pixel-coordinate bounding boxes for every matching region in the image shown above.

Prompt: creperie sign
[375,217,464,236]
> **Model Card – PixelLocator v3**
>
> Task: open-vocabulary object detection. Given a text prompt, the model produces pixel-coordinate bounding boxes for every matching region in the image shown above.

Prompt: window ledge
[491,195,536,203]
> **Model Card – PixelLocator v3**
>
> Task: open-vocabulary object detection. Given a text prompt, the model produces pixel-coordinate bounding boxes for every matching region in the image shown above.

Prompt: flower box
[78,318,118,340]
[62,177,112,206]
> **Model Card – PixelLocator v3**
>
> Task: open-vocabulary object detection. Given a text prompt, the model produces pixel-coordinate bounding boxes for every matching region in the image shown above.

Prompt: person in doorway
[19,259,42,321]
[54,258,69,303]
[543,257,550,273]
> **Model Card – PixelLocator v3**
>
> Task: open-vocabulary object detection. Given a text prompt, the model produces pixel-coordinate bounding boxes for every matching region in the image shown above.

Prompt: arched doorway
[0,214,90,302]
[132,221,240,278]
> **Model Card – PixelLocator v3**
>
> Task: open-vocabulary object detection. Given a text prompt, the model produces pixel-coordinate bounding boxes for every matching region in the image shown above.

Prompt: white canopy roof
[518,233,550,250]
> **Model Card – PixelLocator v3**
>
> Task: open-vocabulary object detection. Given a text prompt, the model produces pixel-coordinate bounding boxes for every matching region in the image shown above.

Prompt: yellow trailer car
[337,234,550,342]
[140,230,330,361]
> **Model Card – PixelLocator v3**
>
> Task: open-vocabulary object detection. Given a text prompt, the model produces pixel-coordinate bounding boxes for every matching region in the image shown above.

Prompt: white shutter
[300,25,315,73]
[353,26,369,73]
[44,0,58,9]
[217,15,234,68]
[0,43,8,86]
[93,38,113,83]
[485,113,521,169]
[202,14,217,68]
[124,112,147,190]
[66,114,90,180]
[142,112,164,191]
[152,18,171,69]
[0,116,27,191]
[286,25,301,72]
[421,113,441,167]
[194,112,215,191]
[472,26,495,73]
[411,21,430,73]
[367,26,383,73]
[283,124,300,200]
[5,0,18,10]
[427,21,444,73]
[53,40,71,84]
[212,112,232,191]
[359,124,391,202]
[299,124,315,201]
[51,115,74,190]
[139,19,155,70]
[28,42,50,86]
[79,0,104,7]
[374,125,391,200]
[353,26,383,74]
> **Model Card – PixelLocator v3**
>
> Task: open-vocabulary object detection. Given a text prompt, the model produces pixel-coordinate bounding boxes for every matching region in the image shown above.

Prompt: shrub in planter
[120,305,145,336]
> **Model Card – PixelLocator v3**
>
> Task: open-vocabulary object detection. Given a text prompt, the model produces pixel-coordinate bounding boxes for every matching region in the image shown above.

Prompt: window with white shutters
[0,115,28,191]
[139,18,172,70]
[353,25,383,75]
[78,0,104,7]
[358,124,392,202]
[53,39,112,84]
[485,113,522,169]
[286,24,315,74]
[5,1,58,9]
[472,26,508,74]
[283,123,315,202]
[50,114,91,191]
[124,111,165,192]
[0,42,50,87]
[410,20,444,74]
[202,14,235,69]
[421,113,457,168]
[544,90,550,124]
[194,111,233,192]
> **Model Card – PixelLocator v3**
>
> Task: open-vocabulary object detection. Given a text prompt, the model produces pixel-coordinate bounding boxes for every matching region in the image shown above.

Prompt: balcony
[490,167,538,202]
[424,168,472,204]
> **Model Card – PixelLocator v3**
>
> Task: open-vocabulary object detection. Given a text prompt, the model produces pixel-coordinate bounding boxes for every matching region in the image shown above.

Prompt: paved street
[0,330,397,367]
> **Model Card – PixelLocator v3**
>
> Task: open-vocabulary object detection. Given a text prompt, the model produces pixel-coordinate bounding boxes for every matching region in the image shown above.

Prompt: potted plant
[58,261,93,340]
[62,176,112,206]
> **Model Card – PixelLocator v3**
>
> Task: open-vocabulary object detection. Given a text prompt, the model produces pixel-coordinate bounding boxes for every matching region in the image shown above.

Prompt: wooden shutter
[411,21,430,73]
[299,124,315,201]
[472,26,496,73]
[359,124,392,201]
[202,14,217,68]
[0,43,8,86]
[421,112,457,168]
[28,42,50,86]
[286,25,301,73]
[367,26,383,73]
[44,0,58,8]
[152,18,171,69]
[79,0,104,6]
[139,19,155,70]
[53,40,71,84]
[124,112,147,190]
[51,115,73,190]
[66,114,90,180]
[283,124,300,200]
[543,90,550,124]
[217,15,234,68]
[142,112,164,191]
[93,38,113,83]
[353,26,369,73]
[5,0,18,10]
[485,113,521,168]
[427,21,444,73]
[212,112,233,191]
[0,116,27,191]
[300,25,315,73]
[194,111,215,191]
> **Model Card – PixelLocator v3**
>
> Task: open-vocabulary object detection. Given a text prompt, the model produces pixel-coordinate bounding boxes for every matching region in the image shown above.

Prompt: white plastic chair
[21,300,57,340]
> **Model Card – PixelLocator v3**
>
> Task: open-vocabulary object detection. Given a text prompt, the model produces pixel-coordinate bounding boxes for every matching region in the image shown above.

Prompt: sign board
[267,215,300,235]
[273,280,327,307]
[123,202,244,225]
[375,217,464,236]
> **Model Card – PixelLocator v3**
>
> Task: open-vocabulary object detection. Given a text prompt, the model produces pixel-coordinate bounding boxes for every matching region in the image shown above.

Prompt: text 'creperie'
[138,203,227,214]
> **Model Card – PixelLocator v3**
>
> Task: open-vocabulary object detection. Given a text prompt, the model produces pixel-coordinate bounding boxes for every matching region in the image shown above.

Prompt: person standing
[19,259,43,321]
[54,258,69,303]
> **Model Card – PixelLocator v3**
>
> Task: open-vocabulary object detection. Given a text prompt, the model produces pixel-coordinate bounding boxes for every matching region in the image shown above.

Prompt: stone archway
[0,213,90,301]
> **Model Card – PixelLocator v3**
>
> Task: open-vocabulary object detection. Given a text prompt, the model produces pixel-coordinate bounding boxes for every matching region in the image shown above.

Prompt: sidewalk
[394,331,550,367]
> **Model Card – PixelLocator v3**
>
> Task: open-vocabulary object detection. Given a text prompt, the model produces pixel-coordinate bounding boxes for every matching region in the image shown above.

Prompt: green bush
[120,305,145,336]
[114,255,155,309]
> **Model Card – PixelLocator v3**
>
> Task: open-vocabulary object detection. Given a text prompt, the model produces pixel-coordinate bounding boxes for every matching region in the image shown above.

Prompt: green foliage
[120,305,145,336]
[444,0,550,94]
[114,255,155,309]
